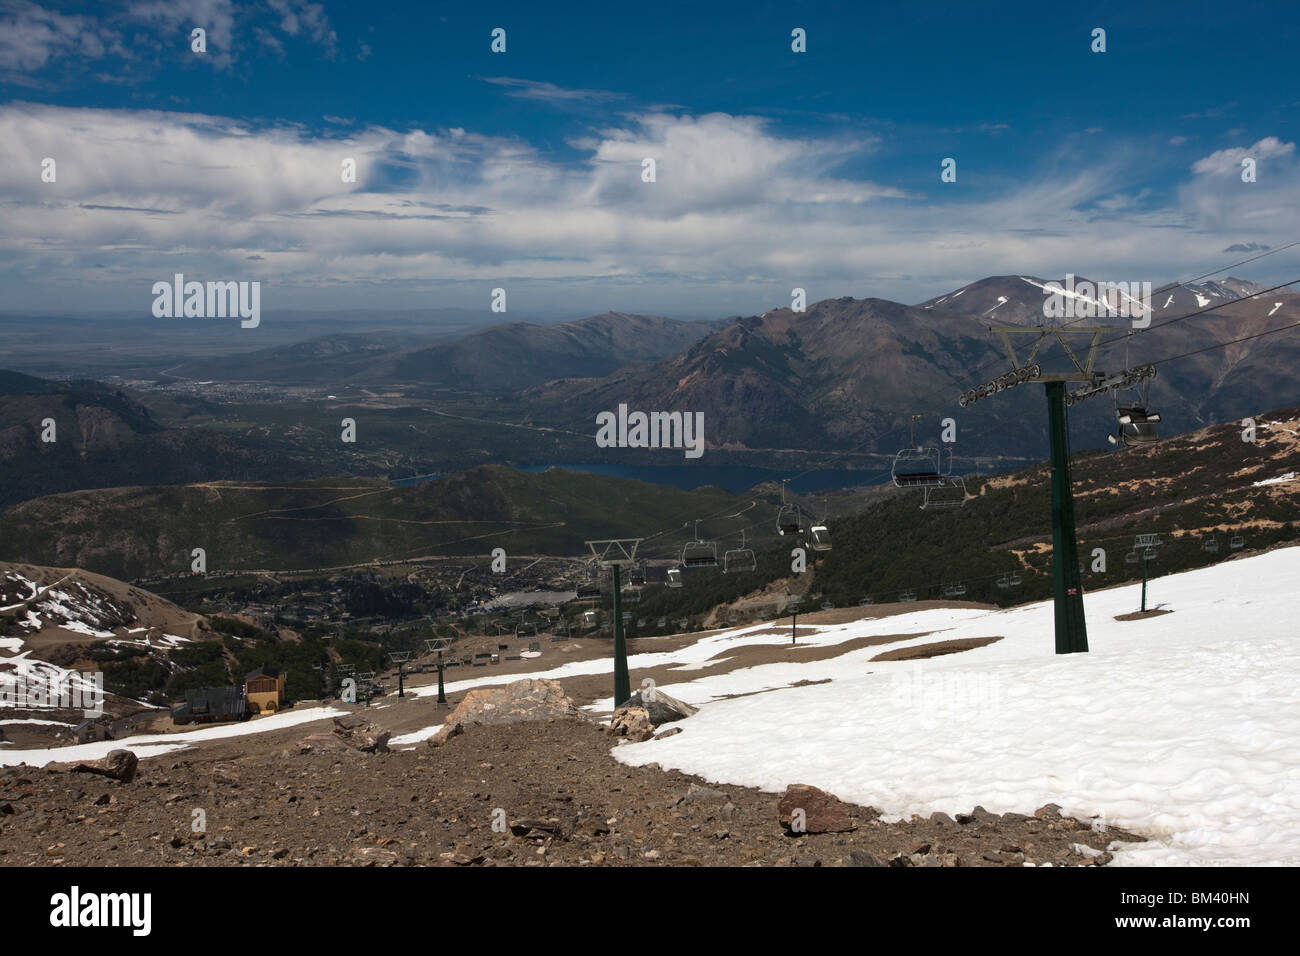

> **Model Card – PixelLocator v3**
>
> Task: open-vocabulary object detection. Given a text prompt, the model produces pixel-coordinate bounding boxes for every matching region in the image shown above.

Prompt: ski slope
[611,546,1300,866]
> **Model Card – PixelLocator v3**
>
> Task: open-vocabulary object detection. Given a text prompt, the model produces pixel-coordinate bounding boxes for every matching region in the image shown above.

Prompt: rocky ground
[0,715,1144,867]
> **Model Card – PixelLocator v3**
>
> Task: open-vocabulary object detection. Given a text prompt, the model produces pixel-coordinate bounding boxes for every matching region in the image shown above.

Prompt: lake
[392,463,889,493]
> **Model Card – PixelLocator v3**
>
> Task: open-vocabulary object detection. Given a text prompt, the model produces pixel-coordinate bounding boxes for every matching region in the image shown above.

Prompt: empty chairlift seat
[666,567,684,587]
[723,531,756,574]
[892,446,946,487]
[681,543,717,568]
[808,524,832,551]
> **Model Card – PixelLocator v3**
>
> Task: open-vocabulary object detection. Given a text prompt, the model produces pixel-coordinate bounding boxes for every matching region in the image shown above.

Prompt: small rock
[71,750,138,784]
[777,784,858,834]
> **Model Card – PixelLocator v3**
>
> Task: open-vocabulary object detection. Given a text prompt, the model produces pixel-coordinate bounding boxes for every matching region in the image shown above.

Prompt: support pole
[612,563,630,707]
[791,608,797,645]
[1046,381,1089,654]
[1141,552,1149,613]
[436,650,446,705]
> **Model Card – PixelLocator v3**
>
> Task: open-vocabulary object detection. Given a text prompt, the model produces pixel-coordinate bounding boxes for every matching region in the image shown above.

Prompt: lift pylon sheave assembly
[961,325,1106,654]
[585,538,642,707]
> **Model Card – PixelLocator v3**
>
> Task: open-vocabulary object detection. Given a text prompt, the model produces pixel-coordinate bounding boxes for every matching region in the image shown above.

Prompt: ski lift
[628,562,647,586]
[920,460,968,509]
[1202,535,1219,553]
[681,520,718,568]
[820,601,834,611]
[942,579,967,599]
[804,497,832,551]
[898,590,918,603]
[582,610,598,627]
[858,596,874,606]
[997,573,1010,589]
[776,480,805,536]
[1007,572,1022,587]
[892,415,947,488]
[1107,340,1161,447]
[1230,534,1245,550]
[723,530,757,574]
[621,584,642,604]
[1125,550,1139,564]
[666,567,683,588]
[575,572,601,601]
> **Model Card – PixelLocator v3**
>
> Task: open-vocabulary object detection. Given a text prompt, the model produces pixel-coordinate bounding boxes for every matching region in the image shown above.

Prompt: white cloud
[128,0,237,68]
[0,1,123,74]
[484,77,620,104]
[1191,137,1295,176]
[0,102,1296,313]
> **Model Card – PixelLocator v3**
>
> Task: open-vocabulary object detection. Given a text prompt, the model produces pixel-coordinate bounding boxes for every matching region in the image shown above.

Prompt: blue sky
[1,0,1298,318]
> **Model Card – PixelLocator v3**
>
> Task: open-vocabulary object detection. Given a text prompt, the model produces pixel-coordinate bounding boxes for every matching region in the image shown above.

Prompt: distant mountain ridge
[162,311,723,389]
[520,275,1300,457]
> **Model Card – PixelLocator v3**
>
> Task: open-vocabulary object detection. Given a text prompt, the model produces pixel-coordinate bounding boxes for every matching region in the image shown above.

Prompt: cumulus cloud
[0,101,1296,312]
[0,1,123,74]
[1191,137,1295,176]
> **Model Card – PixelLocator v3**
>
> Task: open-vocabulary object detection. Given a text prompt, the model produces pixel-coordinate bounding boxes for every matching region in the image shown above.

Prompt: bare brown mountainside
[523,277,1300,458]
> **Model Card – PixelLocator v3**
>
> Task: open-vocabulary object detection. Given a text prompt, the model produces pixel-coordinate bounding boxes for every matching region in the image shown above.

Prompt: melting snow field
[0,705,349,767]
[609,546,1300,867]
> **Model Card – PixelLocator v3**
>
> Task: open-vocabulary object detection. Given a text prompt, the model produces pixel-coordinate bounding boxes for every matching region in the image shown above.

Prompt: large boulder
[331,715,390,753]
[71,749,138,783]
[777,784,859,834]
[430,678,586,747]
[622,688,697,725]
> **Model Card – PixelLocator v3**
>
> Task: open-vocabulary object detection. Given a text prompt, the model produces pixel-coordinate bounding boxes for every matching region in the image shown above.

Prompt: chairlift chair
[582,610,598,628]
[681,520,718,568]
[621,585,642,604]
[776,480,805,536]
[921,473,968,510]
[1230,534,1245,550]
[575,569,601,601]
[1110,406,1162,447]
[723,530,757,574]
[1125,550,1139,565]
[997,573,1010,589]
[1108,346,1161,447]
[1007,572,1022,587]
[1202,535,1219,553]
[820,601,834,611]
[809,524,832,550]
[858,596,874,606]
[666,567,683,588]
[898,590,918,603]
[892,414,947,488]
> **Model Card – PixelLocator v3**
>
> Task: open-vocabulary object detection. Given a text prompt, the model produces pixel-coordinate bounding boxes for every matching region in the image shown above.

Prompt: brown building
[245,666,286,714]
